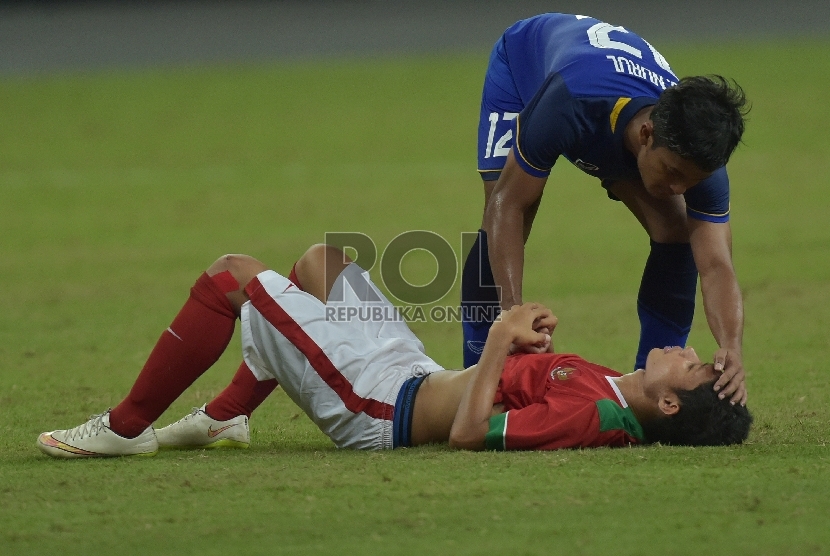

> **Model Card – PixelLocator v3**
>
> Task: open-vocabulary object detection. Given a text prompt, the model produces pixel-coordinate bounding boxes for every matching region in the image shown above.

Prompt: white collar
[605,376,629,408]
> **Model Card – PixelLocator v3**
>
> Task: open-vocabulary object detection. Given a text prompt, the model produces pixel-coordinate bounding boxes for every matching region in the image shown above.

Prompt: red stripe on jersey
[245,276,394,421]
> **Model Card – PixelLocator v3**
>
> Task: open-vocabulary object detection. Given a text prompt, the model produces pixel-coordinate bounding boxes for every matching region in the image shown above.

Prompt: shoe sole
[36,441,159,459]
[158,439,249,450]
[36,433,159,459]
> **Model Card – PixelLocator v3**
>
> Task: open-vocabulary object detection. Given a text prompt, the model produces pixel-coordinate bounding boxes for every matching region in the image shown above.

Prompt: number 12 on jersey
[484,111,518,159]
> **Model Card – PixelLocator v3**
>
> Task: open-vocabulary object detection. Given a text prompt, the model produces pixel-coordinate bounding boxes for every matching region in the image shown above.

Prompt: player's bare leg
[157,245,356,449]
[292,243,354,303]
[606,180,697,371]
[37,253,267,458]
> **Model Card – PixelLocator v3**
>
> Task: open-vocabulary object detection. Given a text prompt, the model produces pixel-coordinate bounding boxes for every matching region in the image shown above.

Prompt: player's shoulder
[507,12,638,41]
[595,399,645,442]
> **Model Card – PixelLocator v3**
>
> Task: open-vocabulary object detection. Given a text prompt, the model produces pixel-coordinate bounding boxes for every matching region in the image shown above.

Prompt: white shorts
[240,264,443,450]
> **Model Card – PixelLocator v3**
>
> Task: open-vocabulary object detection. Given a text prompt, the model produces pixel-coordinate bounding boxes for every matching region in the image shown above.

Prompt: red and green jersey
[485,353,645,451]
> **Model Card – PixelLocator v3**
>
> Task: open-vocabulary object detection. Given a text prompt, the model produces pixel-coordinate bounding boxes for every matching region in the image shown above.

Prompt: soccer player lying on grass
[36,245,752,457]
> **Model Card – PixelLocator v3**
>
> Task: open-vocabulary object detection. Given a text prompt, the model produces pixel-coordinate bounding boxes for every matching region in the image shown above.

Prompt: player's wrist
[717,343,742,355]
[487,321,516,348]
[500,292,522,306]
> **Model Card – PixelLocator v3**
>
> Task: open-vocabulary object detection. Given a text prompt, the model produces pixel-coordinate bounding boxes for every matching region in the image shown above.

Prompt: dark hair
[651,75,750,172]
[641,379,753,446]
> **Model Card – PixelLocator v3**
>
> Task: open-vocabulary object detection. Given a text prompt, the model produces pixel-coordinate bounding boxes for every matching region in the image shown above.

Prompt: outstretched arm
[688,218,747,405]
[449,304,556,450]
[483,150,548,309]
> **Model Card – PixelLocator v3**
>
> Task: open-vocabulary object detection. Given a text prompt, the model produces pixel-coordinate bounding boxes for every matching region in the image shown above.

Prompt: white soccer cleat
[155,405,249,449]
[36,411,158,459]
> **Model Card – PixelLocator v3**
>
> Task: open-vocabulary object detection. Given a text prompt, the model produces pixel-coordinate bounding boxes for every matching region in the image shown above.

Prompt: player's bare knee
[648,223,689,244]
[295,244,323,279]
[301,244,331,266]
[297,244,349,276]
[207,254,266,289]
[294,244,353,302]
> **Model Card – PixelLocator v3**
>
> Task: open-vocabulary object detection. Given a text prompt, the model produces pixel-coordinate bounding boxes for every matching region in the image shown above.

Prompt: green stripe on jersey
[485,412,508,451]
[596,399,645,441]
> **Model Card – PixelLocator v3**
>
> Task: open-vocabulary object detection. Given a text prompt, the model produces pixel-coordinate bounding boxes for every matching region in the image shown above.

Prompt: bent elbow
[449,429,485,451]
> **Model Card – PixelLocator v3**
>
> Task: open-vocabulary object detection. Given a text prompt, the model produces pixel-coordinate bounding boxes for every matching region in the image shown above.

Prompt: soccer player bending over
[462,13,751,409]
[37,244,751,457]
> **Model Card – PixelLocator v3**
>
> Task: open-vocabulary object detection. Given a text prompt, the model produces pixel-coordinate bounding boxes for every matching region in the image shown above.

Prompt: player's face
[638,144,712,199]
[642,346,720,395]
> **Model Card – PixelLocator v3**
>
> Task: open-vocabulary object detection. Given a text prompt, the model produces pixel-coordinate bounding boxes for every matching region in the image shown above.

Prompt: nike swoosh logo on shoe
[39,433,97,455]
[207,424,239,438]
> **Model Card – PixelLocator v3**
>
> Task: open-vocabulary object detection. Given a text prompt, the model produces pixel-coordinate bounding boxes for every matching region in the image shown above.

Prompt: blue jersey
[477,13,729,223]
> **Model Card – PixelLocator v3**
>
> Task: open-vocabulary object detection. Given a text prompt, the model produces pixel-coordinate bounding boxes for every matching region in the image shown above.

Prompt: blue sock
[461,230,501,367]
[461,320,491,367]
[635,241,698,370]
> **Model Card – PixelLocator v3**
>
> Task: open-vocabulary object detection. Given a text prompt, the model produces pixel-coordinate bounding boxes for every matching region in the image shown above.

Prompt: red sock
[288,263,303,291]
[206,361,278,420]
[109,272,237,438]
[204,263,303,421]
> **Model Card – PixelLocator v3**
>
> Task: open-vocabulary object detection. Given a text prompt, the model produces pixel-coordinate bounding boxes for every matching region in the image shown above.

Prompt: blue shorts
[392,375,428,448]
[477,38,524,182]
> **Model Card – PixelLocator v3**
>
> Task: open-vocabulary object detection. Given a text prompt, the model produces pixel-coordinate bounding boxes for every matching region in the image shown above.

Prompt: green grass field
[1,39,829,555]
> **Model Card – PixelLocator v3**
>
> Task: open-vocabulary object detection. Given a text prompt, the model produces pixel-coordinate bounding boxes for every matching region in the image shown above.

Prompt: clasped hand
[493,303,558,355]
